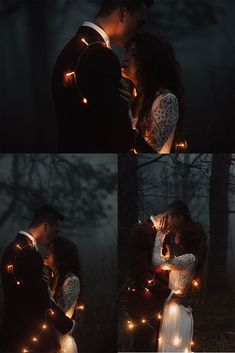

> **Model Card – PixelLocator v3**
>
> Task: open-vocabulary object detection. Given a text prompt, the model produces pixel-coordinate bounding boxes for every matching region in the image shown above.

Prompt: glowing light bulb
[42,324,47,330]
[144,287,150,293]
[81,38,89,46]
[141,319,146,324]
[131,288,136,292]
[138,219,142,224]
[82,97,88,104]
[192,280,199,287]
[32,337,38,342]
[22,348,29,353]
[169,303,178,314]
[16,244,22,250]
[157,314,162,320]
[65,71,75,77]
[133,88,137,97]
[191,341,194,346]
[7,264,14,273]
[16,280,21,286]
[127,321,134,330]
[173,336,181,346]
[48,309,55,315]
[77,304,84,310]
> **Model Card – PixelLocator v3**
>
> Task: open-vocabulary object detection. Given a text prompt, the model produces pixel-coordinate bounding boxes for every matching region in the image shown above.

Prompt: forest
[118,153,235,352]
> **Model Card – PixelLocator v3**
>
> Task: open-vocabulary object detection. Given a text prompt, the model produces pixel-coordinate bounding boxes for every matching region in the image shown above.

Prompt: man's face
[116,4,148,48]
[40,221,60,246]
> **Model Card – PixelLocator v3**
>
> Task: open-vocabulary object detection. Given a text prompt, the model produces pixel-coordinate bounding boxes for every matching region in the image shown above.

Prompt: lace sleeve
[146,93,179,152]
[152,232,196,270]
[61,276,80,315]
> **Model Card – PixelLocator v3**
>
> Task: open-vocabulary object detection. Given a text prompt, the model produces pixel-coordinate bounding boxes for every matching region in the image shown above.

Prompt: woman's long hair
[132,32,186,151]
[51,236,83,311]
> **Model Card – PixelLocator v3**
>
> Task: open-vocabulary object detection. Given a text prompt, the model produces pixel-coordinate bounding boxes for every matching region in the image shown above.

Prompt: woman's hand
[155,212,168,231]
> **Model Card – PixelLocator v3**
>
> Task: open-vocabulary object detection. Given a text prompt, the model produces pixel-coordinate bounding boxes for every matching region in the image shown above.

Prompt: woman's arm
[152,231,196,270]
[146,93,179,152]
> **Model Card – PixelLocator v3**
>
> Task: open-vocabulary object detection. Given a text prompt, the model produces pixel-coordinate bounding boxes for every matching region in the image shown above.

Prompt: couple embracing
[0,205,82,353]
[52,0,185,153]
[127,200,208,352]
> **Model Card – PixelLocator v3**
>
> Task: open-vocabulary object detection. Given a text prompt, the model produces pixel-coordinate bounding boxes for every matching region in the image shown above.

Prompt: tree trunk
[118,154,138,279]
[208,153,232,290]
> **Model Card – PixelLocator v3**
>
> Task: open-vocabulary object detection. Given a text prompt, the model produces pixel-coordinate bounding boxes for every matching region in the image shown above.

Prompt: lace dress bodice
[152,232,196,295]
[132,92,179,153]
[57,274,80,319]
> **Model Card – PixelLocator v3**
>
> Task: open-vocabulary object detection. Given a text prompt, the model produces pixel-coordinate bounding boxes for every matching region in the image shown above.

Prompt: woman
[44,236,83,353]
[152,209,207,352]
[121,32,186,153]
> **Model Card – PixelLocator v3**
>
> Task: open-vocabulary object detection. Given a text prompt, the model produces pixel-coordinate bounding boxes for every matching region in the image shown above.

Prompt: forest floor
[118,289,235,352]
[193,289,235,352]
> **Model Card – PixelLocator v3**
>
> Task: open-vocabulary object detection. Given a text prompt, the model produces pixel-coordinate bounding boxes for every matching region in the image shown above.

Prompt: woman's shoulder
[175,253,196,265]
[152,90,178,108]
[63,274,80,288]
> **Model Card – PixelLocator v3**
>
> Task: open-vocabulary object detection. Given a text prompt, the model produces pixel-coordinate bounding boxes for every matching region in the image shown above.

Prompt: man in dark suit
[52,0,154,152]
[126,213,183,352]
[0,205,74,353]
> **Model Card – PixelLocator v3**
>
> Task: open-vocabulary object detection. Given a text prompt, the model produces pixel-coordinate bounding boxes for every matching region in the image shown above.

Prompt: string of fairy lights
[124,221,199,350]
[6,241,84,353]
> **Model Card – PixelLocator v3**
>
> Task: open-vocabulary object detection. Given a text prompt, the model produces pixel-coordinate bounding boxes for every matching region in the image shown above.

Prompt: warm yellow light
[81,38,89,46]
[77,304,84,310]
[16,244,22,250]
[42,324,47,330]
[158,337,161,343]
[173,336,181,346]
[175,289,182,295]
[133,87,137,97]
[16,281,21,286]
[131,288,136,292]
[128,322,134,330]
[175,140,188,151]
[22,349,29,353]
[65,71,75,77]
[169,303,178,314]
[7,264,14,273]
[48,309,55,315]
[192,280,199,287]
[191,341,194,346]
[82,98,88,104]
[157,314,162,320]
[144,287,150,293]
[141,319,146,324]
[32,337,38,342]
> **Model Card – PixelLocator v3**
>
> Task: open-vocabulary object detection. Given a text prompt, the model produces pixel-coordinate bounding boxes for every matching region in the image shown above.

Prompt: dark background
[0,0,234,152]
[118,153,235,351]
[0,153,117,353]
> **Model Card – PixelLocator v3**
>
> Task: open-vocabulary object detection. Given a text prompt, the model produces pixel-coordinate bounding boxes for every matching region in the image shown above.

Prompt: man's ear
[119,7,129,23]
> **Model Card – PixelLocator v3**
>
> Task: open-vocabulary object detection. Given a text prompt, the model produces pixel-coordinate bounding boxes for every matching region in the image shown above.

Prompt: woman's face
[121,42,138,84]
[44,244,56,271]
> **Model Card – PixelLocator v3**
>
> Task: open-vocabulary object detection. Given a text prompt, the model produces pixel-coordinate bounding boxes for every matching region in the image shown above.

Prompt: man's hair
[30,205,64,227]
[97,0,154,17]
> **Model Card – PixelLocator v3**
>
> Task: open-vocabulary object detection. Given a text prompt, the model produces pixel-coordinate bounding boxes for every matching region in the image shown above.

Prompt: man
[0,205,74,353]
[52,0,153,152]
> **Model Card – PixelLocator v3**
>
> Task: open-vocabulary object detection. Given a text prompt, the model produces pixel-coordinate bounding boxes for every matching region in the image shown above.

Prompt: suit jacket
[127,220,171,321]
[52,25,135,152]
[0,234,73,353]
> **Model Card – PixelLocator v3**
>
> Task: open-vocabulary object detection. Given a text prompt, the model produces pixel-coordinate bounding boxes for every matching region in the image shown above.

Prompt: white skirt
[158,301,193,352]
[58,334,78,353]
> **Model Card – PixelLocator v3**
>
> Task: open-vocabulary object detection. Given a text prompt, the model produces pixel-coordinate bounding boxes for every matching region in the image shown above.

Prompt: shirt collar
[19,230,38,251]
[82,21,111,49]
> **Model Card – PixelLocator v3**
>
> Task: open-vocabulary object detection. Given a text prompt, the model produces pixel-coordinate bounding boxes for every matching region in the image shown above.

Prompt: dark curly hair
[97,0,154,16]
[131,32,186,152]
[51,236,83,312]
[179,221,208,280]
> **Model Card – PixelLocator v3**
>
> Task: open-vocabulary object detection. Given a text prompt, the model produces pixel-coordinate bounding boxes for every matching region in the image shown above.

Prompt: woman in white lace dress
[122,32,186,153]
[45,236,82,353]
[152,210,207,352]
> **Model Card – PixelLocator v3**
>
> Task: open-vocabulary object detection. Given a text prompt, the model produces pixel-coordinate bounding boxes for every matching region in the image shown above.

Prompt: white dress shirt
[82,21,111,49]
[19,230,39,251]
